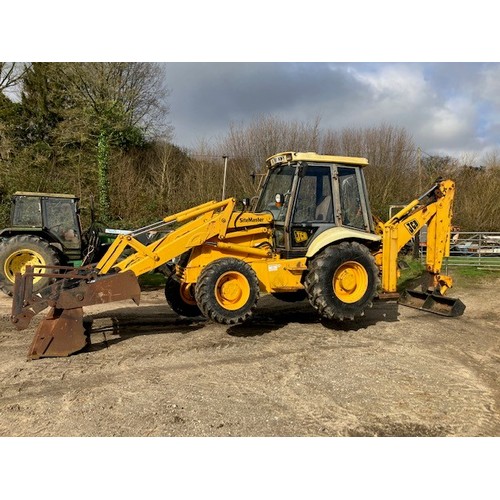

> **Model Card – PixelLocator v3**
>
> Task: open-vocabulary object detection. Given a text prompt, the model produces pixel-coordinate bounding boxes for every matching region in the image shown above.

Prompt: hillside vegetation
[1,63,499,231]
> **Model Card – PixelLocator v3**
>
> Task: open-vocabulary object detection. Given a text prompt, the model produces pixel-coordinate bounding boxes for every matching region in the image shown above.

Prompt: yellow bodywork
[380,180,455,294]
[96,198,305,294]
[11,151,462,361]
[96,180,456,298]
[266,151,369,168]
[95,159,456,299]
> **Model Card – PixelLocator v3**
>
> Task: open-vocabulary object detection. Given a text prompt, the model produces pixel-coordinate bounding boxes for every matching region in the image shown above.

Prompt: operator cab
[255,152,373,256]
[8,192,83,257]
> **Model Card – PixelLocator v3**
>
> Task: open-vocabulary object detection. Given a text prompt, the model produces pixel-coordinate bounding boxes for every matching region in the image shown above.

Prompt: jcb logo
[405,219,419,235]
[294,230,309,243]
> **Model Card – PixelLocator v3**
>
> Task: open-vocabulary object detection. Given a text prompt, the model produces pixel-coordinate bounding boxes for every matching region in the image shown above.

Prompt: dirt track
[0,275,499,437]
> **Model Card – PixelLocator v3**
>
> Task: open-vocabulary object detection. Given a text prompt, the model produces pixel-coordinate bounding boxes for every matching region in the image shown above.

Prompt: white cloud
[164,62,500,163]
[352,65,430,106]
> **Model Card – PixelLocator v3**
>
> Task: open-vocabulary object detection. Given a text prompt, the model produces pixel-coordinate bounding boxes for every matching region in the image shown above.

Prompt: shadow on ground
[81,295,401,352]
[83,305,206,353]
[229,295,400,337]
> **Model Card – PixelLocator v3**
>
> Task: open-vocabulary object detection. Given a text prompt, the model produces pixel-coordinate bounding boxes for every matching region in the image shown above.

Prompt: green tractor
[0,192,111,296]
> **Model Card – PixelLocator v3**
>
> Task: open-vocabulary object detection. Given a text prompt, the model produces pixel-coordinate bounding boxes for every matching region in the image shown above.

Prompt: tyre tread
[195,258,259,325]
[305,241,379,321]
[0,235,60,296]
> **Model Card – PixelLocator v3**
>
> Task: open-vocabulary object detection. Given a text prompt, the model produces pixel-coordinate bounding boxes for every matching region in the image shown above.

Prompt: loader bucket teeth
[28,307,87,359]
[398,289,466,317]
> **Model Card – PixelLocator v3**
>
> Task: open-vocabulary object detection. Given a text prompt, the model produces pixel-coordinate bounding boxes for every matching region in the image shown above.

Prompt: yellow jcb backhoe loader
[11,152,465,359]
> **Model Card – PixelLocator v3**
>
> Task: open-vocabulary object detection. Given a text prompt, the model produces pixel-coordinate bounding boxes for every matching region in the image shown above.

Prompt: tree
[0,63,27,94]
[0,63,171,224]
[321,124,417,219]
[53,63,171,222]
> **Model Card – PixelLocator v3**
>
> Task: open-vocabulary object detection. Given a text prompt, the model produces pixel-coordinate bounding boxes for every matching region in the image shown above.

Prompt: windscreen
[255,165,295,221]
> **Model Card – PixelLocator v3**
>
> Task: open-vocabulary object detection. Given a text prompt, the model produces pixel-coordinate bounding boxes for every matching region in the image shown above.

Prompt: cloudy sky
[5,2,499,165]
[164,62,500,162]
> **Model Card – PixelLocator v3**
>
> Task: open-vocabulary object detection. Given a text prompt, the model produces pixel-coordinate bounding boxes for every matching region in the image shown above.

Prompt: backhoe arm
[381,179,456,294]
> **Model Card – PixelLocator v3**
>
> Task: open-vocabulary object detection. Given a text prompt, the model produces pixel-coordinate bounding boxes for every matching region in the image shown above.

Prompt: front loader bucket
[12,269,142,359]
[28,307,87,359]
[399,289,466,317]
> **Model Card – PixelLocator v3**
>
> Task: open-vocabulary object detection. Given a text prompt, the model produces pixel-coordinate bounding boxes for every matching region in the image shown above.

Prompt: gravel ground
[0,275,499,437]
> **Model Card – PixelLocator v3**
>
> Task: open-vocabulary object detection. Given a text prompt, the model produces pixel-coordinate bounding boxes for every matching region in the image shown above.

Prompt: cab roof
[14,191,78,200]
[266,151,369,168]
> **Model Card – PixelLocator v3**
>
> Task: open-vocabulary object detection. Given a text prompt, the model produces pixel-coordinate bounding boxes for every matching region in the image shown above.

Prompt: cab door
[289,164,335,252]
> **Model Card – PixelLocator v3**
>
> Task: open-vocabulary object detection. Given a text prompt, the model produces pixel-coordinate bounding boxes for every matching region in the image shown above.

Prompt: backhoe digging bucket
[12,268,142,359]
[398,289,466,317]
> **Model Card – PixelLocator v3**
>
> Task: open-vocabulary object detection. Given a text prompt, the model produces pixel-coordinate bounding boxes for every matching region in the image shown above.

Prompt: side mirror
[241,198,251,210]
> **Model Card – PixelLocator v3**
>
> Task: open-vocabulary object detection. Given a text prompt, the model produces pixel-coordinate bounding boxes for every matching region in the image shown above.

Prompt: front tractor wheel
[0,235,61,296]
[164,276,202,317]
[305,241,379,321]
[195,258,259,325]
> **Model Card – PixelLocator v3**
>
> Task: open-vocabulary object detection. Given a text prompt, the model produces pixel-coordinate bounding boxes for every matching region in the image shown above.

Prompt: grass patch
[396,257,500,291]
[138,272,166,289]
[447,266,500,289]
[397,257,425,291]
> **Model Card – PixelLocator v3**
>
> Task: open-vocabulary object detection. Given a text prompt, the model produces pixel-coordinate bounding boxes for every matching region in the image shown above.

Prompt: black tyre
[305,241,379,320]
[271,290,308,302]
[0,235,60,296]
[195,258,259,325]
[164,276,202,317]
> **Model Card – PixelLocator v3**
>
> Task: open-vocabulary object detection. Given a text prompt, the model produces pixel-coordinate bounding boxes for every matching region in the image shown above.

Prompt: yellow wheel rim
[333,261,368,304]
[215,271,250,311]
[179,283,197,305]
[4,249,46,284]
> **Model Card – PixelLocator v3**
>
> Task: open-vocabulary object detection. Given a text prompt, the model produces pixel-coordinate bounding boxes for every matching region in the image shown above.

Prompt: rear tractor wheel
[305,241,379,321]
[0,235,61,296]
[164,276,202,317]
[195,258,259,325]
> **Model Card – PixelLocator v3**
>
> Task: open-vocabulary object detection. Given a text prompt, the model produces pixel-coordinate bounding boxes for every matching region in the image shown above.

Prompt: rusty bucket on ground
[11,266,141,359]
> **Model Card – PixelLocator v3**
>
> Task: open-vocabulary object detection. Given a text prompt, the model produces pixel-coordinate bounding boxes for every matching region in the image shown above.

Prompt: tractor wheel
[195,258,259,325]
[164,276,202,317]
[305,241,379,321]
[271,290,308,302]
[0,235,61,296]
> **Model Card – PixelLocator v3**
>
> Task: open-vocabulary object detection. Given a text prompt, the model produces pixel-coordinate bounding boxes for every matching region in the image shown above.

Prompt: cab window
[338,167,364,229]
[44,199,81,249]
[293,166,333,223]
[255,165,295,221]
[12,197,42,227]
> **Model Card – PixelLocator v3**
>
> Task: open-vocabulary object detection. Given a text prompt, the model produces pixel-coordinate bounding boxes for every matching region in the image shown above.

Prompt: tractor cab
[255,152,374,254]
[4,192,83,260]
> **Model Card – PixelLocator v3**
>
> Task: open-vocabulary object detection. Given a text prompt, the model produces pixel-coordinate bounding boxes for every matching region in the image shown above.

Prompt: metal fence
[419,231,500,269]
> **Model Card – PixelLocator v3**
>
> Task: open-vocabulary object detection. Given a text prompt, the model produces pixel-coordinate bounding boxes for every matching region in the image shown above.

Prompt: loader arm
[96,198,237,277]
[381,179,455,295]
[10,198,241,359]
